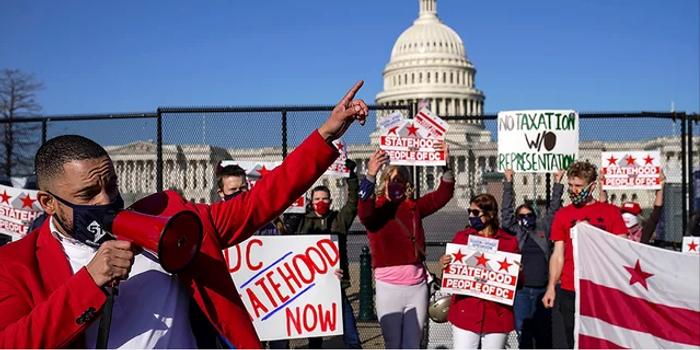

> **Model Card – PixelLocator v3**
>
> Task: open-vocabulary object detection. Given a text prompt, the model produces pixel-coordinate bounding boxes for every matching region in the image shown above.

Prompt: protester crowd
[0,79,687,350]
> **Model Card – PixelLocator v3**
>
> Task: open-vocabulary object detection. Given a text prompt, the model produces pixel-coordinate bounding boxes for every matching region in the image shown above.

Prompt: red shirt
[550,201,627,291]
[447,228,519,334]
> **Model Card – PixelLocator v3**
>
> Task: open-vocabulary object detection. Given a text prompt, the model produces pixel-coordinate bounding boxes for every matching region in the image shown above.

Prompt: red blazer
[447,227,520,334]
[0,131,338,349]
[358,178,453,268]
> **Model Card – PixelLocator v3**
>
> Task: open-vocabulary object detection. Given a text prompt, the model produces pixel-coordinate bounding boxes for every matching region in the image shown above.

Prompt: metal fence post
[681,113,688,235]
[688,117,694,216]
[156,109,163,192]
[545,172,551,209]
[358,245,376,321]
[281,110,288,159]
[41,118,47,144]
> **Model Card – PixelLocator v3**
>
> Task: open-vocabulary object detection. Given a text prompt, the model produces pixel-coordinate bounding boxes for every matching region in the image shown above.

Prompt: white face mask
[622,213,639,228]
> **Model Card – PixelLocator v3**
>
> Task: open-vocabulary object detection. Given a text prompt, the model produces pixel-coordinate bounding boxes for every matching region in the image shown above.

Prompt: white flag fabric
[573,223,700,348]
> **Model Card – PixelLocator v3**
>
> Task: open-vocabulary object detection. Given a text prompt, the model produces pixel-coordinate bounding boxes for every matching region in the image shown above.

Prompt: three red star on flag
[625,154,637,165]
[387,126,399,135]
[624,259,654,290]
[0,190,10,204]
[452,249,466,263]
[475,253,490,267]
[21,195,35,209]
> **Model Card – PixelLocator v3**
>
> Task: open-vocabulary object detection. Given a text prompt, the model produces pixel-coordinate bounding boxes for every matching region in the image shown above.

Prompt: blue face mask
[518,213,537,230]
[469,216,486,231]
[49,191,124,248]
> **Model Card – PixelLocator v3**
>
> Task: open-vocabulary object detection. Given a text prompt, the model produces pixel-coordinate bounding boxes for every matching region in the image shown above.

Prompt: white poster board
[601,151,662,190]
[224,235,343,341]
[325,139,351,178]
[441,242,521,306]
[0,184,43,241]
[379,108,448,166]
[497,110,579,172]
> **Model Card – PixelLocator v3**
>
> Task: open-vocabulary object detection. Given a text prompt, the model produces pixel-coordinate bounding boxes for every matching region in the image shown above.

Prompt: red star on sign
[475,253,490,267]
[452,249,466,263]
[336,141,344,151]
[387,126,399,135]
[606,155,618,166]
[688,240,699,252]
[0,190,10,204]
[626,154,637,165]
[258,165,271,178]
[406,123,419,137]
[624,259,654,290]
[21,194,35,209]
[643,154,654,165]
[498,257,512,272]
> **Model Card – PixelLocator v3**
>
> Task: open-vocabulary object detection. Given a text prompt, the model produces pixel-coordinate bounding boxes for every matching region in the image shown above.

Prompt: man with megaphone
[0,81,369,349]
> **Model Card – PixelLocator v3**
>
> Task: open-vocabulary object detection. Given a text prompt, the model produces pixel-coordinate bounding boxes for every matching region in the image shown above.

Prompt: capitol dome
[376,0,485,125]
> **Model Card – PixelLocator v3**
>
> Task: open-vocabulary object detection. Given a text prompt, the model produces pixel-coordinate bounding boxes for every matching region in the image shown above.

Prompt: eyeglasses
[468,209,483,217]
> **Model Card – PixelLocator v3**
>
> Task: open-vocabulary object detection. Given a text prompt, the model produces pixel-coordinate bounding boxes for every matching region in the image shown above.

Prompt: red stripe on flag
[579,279,700,346]
[417,112,446,133]
[578,334,627,349]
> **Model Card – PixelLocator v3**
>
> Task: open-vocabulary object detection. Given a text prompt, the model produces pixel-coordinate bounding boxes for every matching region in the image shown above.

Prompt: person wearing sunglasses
[501,169,564,349]
[439,193,519,349]
[358,144,454,349]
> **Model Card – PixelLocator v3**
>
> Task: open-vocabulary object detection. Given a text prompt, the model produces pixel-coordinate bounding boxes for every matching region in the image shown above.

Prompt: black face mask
[518,213,537,230]
[223,191,244,202]
[49,191,124,248]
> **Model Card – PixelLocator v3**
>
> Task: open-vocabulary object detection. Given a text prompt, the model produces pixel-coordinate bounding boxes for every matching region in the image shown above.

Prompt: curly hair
[567,160,598,185]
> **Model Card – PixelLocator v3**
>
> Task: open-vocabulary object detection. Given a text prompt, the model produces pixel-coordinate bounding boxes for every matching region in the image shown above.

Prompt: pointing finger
[338,80,364,106]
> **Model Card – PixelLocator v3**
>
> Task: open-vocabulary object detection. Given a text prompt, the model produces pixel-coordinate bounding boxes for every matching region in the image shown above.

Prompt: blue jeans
[308,288,361,348]
[514,287,551,349]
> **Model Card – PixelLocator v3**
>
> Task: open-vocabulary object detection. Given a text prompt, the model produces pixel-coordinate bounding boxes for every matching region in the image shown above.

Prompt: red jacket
[358,178,453,268]
[0,131,338,349]
[447,227,519,334]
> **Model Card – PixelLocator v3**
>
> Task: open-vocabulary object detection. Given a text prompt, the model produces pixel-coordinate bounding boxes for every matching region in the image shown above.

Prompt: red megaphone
[110,210,203,273]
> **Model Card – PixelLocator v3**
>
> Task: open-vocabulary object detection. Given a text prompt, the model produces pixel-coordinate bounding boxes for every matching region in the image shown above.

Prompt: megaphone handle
[95,285,117,349]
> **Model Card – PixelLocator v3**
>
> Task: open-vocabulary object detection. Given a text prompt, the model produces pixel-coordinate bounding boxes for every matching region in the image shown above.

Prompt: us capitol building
[106,0,696,213]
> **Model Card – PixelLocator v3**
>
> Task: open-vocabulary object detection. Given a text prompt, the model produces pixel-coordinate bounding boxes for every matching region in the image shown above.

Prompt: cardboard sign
[325,139,350,178]
[682,237,700,254]
[467,235,499,252]
[441,243,521,306]
[0,184,43,241]
[221,160,306,213]
[379,108,448,166]
[497,110,579,172]
[223,235,343,341]
[601,151,662,190]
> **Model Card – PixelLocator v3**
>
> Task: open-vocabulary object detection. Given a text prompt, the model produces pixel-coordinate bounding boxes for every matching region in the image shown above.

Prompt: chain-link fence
[1,108,698,348]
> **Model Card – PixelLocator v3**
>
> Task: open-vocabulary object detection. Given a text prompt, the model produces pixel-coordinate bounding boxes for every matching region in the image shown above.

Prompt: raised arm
[358,149,389,230]
[543,170,566,228]
[641,171,665,243]
[501,169,518,232]
[210,81,369,247]
[416,142,455,217]
[337,159,359,232]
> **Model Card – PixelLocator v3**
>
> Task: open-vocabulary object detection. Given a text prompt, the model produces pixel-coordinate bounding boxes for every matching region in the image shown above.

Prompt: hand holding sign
[318,81,369,141]
[367,149,389,177]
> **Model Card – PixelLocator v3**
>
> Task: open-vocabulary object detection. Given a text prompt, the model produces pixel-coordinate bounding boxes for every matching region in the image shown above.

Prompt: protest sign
[325,139,350,178]
[682,236,699,254]
[466,235,498,252]
[441,243,521,306]
[379,108,448,166]
[497,110,579,172]
[221,160,306,213]
[0,184,43,241]
[224,235,343,341]
[601,151,662,190]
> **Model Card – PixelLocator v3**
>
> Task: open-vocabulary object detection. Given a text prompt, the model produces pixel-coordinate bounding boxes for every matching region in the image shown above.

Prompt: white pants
[452,326,508,349]
[375,279,428,349]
